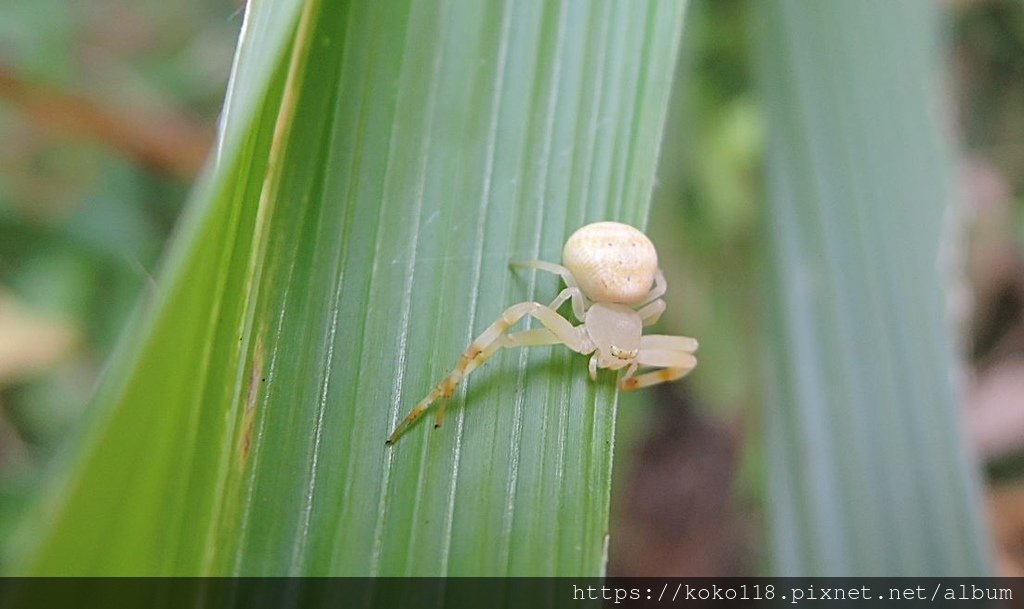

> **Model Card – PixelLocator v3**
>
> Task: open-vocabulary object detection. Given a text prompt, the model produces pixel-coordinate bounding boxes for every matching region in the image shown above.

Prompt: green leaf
[9,0,686,576]
[756,0,991,575]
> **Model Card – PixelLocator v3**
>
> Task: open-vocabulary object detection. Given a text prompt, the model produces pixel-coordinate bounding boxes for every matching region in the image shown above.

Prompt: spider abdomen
[562,221,658,304]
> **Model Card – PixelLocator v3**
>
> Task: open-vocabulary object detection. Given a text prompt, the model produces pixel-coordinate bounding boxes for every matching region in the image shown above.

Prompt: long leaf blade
[12,0,686,577]
[757,0,991,576]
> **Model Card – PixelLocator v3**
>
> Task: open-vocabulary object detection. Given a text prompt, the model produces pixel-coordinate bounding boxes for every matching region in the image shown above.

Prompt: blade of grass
[9,0,687,576]
[756,0,991,575]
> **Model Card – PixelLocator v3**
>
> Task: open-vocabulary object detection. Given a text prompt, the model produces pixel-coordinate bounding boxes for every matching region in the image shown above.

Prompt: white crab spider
[385,221,698,445]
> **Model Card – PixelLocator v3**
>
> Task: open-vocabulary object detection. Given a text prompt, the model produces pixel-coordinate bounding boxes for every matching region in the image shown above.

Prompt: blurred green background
[2,0,1023,575]
[0,0,237,549]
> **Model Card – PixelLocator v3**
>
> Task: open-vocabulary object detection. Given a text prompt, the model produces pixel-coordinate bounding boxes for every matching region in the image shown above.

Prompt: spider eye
[609,346,637,360]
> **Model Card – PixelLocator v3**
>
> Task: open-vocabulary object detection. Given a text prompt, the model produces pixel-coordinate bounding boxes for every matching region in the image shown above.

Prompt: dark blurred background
[1,0,1022,575]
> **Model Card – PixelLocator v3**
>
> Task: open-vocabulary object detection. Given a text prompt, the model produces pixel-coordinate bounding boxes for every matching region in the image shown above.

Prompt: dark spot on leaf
[238,338,264,465]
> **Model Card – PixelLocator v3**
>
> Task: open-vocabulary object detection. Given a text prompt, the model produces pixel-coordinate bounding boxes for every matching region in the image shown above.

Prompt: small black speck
[261,377,266,382]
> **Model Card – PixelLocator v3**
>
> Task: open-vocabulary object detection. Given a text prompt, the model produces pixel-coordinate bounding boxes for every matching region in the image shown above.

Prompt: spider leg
[618,334,698,391]
[510,259,578,287]
[432,328,560,428]
[511,260,589,319]
[636,298,666,326]
[637,268,667,306]
[547,287,588,321]
[506,327,564,346]
[638,333,698,352]
[386,302,591,445]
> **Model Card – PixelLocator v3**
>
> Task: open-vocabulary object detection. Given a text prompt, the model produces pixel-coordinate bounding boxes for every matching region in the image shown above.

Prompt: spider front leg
[430,327,562,429]
[386,301,592,445]
[619,333,699,391]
